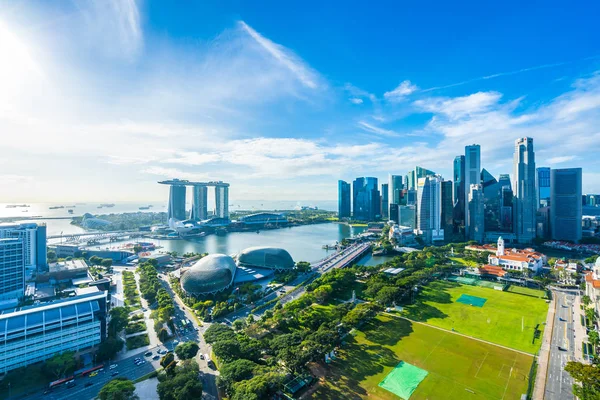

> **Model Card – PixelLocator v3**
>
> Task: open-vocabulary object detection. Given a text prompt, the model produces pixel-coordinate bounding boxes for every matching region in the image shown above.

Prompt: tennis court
[378,361,428,399]
[456,293,487,307]
[448,276,477,285]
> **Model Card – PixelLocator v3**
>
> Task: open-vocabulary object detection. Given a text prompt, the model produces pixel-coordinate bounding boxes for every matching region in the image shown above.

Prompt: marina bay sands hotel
[158,179,230,221]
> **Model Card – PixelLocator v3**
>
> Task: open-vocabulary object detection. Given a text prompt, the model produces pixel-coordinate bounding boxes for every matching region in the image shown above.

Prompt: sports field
[402,281,548,353]
[312,315,533,399]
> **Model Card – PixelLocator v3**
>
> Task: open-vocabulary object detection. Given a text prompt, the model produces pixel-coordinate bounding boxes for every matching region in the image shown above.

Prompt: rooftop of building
[0,290,106,318]
[586,271,600,289]
[480,265,507,277]
[48,259,88,272]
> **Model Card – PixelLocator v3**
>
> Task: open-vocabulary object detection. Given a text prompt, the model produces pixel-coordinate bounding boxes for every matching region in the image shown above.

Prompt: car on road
[67,381,76,389]
[559,317,565,321]
[557,346,566,351]
[145,351,153,357]
[89,371,98,377]
[199,354,204,360]
[109,364,118,369]
[111,371,119,377]
[84,382,93,387]
[153,355,161,360]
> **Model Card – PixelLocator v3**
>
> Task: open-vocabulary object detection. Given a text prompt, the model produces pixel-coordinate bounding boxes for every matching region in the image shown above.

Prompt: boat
[68,209,74,214]
[6,204,29,208]
[49,206,64,209]
[99,203,115,208]
[139,206,151,210]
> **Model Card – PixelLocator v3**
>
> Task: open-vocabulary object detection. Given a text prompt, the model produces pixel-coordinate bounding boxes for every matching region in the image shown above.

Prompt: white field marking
[501,356,518,400]
[475,352,489,378]
[522,316,524,332]
[423,333,447,364]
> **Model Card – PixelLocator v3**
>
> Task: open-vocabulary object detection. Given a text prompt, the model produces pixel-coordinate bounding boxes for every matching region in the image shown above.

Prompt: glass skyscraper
[536,167,551,208]
[513,137,536,243]
[381,183,389,219]
[551,168,582,242]
[416,175,444,243]
[168,185,187,221]
[464,145,481,236]
[352,177,379,221]
[338,180,351,218]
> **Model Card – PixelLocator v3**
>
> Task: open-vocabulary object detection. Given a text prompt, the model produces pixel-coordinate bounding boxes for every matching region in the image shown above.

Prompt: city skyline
[2,1,600,202]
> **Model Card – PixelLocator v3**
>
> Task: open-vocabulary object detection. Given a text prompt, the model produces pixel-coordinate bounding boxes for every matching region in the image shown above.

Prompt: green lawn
[312,315,533,400]
[449,257,478,267]
[402,281,548,353]
[506,285,547,298]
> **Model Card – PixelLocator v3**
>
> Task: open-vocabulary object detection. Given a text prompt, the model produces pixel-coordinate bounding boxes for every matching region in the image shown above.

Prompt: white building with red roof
[585,257,600,316]
[487,237,545,273]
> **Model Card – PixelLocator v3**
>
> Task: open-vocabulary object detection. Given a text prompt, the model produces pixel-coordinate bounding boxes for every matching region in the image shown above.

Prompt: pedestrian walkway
[573,295,588,363]
[532,291,555,400]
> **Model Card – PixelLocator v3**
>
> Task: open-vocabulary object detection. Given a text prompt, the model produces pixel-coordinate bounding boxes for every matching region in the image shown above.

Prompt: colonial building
[585,258,600,316]
[487,237,545,273]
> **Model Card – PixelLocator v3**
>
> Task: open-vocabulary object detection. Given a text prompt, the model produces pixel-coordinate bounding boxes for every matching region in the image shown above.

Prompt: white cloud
[357,121,399,137]
[349,98,363,104]
[142,166,208,181]
[547,156,577,164]
[384,80,418,101]
[239,21,321,90]
[414,91,503,120]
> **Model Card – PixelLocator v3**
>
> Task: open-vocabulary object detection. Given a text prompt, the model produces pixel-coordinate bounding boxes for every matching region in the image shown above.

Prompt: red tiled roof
[480,265,507,277]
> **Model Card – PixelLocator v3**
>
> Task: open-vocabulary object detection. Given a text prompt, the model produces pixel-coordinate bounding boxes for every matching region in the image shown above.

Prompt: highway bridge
[47,231,144,244]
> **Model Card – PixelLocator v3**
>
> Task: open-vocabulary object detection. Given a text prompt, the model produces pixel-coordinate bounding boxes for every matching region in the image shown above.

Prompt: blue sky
[1,0,600,203]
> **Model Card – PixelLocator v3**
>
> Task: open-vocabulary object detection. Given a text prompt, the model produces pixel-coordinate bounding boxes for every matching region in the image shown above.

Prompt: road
[24,350,159,400]
[159,275,219,400]
[544,290,576,400]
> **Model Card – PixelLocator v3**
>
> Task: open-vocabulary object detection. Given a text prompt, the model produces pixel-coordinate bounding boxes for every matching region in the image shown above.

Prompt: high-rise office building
[389,204,399,224]
[0,223,46,271]
[468,184,485,242]
[464,145,481,235]
[399,205,416,229]
[416,175,444,243]
[215,186,229,218]
[481,169,502,232]
[453,156,465,218]
[168,185,187,221]
[407,166,436,190]
[551,168,582,242]
[190,185,208,221]
[500,186,513,232]
[513,137,537,243]
[338,180,351,218]
[536,167,551,208]
[352,177,379,221]
[388,175,404,205]
[381,183,389,219]
[0,238,25,307]
[441,180,454,242]
[406,189,417,205]
[0,291,108,374]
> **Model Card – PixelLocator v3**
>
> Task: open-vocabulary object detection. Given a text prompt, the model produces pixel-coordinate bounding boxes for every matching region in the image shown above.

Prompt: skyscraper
[468,184,485,242]
[481,169,501,232]
[441,180,454,242]
[0,238,25,307]
[513,137,536,243]
[0,223,46,269]
[464,145,481,235]
[381,183,389,219]
[215,186,229,218]
[338,180,351,218]
[416,175,444,243]
[551,168,582,242]
[388,175,404,205]
[190,185,208,221]
[536,167,551,208]
[399,205,416,229]
[168,185,187,221]
[352,177,379,221]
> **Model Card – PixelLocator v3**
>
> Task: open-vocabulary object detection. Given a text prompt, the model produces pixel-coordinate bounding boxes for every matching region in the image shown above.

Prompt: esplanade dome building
[236,246,295,271]
[180,254,237,295]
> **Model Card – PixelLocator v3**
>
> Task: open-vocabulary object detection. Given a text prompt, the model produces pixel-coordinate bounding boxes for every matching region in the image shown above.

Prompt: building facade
[0,223,46,272]
[464,145,481,236]
[168,184,187,221]
[415,175,444,243]
[388,174,404,207]
[468,184,485,242]
[536,167,551,208]
[0,239,25,306]
[453,155,466,240]
[487,237,544,273]
[513,137,537,243]
[352,177,380,221]
[0,291,108,374]
[337,180,351,218]
[381,183,389,219]
[551,168,582,242]
[191,185,208,221]
[441,180,454,242]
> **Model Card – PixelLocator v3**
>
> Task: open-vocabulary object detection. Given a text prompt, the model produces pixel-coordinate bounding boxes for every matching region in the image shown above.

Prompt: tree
[586,308,596,325]
[158,327,170,343]
[583,295,592,307]
[204,323,236,344]
[160,352,175,369]
[133,244,143,254]
[175,341,199,360]
[102,258,113,270]
[313,284,333,304]
[108,307,129,336]
[231,372,283,400]
[157,360,203,400]
[217,359,258,393]
[212,339,242,362]
[47,250,57,262]
[97,337,124,362]
[564,361,600,399]
[588,330,600,350]
[232,318,246,331]
[44,351,77,379]
[97,378,138,400]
